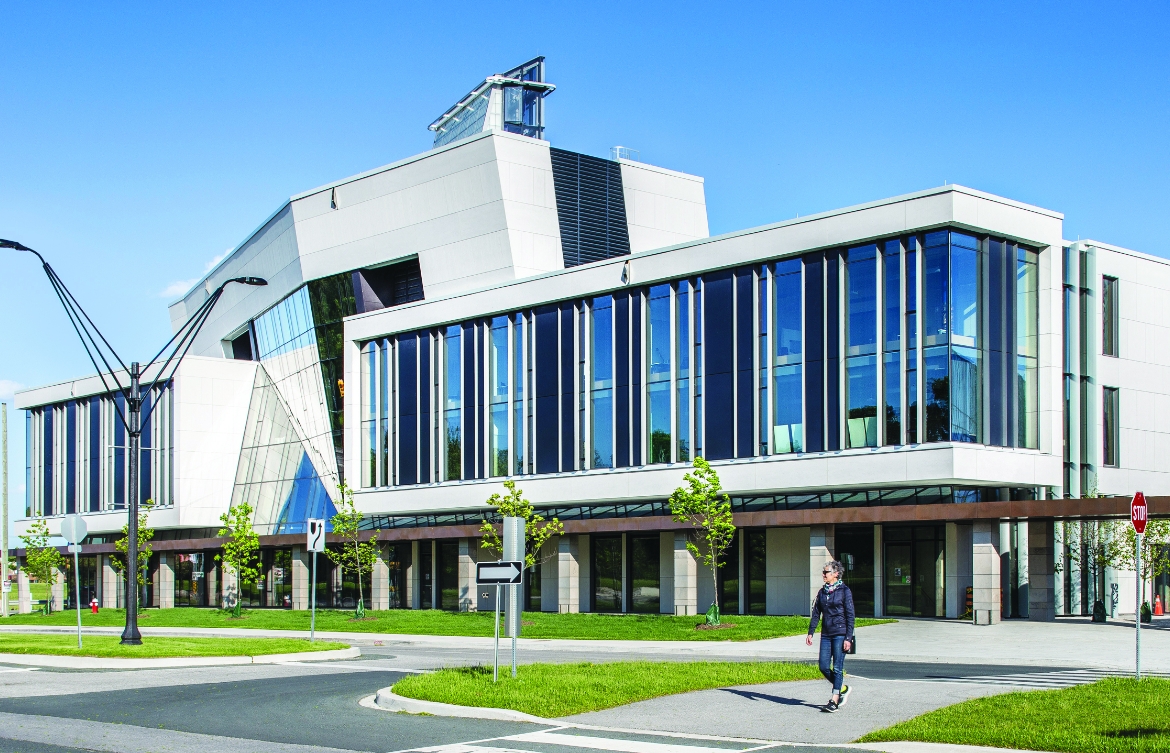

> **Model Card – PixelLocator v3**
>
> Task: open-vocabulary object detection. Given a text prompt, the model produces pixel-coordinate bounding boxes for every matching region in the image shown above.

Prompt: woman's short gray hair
[826,560,845,577]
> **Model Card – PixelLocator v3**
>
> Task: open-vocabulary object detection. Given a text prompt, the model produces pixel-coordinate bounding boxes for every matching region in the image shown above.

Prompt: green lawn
[3,608,892,641]
[858,677,1170,753]
[394,660,823,717]
[0,633,348,659]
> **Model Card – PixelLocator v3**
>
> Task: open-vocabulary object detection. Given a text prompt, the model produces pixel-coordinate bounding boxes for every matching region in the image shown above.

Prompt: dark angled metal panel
[560,303,575,471]
[615,293,630,467]
[703,270,734,460]
[550,148,631,268]
[535,306,559,474]
[735,268,754,458]
[826,251,841,452]
[398,334,418,486]
[804,253,825,453]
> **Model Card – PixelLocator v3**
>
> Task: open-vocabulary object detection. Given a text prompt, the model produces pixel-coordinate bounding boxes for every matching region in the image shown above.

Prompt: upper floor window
[1102,386,1120,467]
[1102,276,1119,357]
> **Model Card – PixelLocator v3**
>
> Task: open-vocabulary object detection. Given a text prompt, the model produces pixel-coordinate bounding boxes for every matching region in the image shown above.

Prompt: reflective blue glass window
[846,246,877,447]
[361,342,376,487]
[924,345,949,442]
[883,240,901,351]
[693,279,704,459]
[398,335,418,486]
[676,283,691,462]
[513,313,526,474]
[773,259,802,360]
[647,285,671,463]
[773,365,803,453]
[884,352,900,445]
[591,297,614,468]
[924,233,948,346]
[906,239,918,443]
[951,345,979,442]
[771,259,803,454]
[1017,247,1039,448]
[443,326,461,480]
[380,341,390,486]
[951,233,979,348]
[489,317,509,476]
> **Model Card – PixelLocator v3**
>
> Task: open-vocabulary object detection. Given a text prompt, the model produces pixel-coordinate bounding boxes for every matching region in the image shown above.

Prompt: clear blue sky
[2,2,1168,529]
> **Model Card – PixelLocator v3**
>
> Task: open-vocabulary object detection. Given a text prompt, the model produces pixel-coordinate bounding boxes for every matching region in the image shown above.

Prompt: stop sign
[1132,492,1148,535]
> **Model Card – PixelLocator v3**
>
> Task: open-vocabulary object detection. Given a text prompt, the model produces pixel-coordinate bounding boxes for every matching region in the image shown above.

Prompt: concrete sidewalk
[2,616,1166,670]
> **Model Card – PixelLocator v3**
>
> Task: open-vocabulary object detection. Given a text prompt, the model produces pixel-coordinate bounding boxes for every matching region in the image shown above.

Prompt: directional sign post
[1132,492,1147,679]
[478,560,523,681]
[307,519,325,643]
[60,514,87,649]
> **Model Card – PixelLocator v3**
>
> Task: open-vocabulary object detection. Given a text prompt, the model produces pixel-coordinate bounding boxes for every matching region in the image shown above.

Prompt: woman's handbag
[847,636,857,655]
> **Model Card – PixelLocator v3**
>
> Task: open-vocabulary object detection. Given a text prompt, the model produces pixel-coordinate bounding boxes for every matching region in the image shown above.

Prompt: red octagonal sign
[1132,492,1148,535]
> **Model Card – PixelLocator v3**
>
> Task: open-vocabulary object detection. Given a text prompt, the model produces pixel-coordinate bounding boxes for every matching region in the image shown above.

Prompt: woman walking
[805,559,855,712]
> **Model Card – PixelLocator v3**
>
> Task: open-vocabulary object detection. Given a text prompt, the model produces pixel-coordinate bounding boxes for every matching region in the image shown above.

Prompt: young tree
[1111,518,1170,617]
[480,480,564,569]
[111,499,156,609]
[216,502,262,618]
[669,457,736,625]
[326,481,380,619]
[20,517,66,615]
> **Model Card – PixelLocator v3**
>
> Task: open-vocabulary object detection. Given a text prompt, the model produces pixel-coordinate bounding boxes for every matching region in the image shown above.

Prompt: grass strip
[857,677,1170,753]
[0,633,347,659]
[3,608,892,641]
[393,660,822,717]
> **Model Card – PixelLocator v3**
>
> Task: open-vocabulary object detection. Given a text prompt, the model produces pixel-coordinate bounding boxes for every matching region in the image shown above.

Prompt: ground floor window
[438,540,459,610]
[63,555,99,609]
[174,552,210,607]
[883,525,944,617]
[627,535,660,613]
[592,535,622,612]
[837,526,875,617]
[525,560,542,611]
[419,543,433,609]
[745,529,767,614]
[718,533,739,614]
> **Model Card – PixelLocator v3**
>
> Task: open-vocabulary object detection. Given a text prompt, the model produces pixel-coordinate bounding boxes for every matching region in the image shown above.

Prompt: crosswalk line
[923,669,1170,689]
[507,730,742,753]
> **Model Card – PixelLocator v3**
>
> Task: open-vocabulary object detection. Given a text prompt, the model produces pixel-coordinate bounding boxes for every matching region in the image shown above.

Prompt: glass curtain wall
[489,317,509,476]
[646,285,671,463]
[845,245,878,448]
[353,228,1039,491]
[883,241,902,445]
[771,260,802,453]
[443,325,461,480]
[591,297,614,468]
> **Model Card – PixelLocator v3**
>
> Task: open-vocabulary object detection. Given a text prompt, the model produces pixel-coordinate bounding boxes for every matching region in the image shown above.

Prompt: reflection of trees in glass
[650,430,671,464]
[926,375,949,441]
[493,450,509,478]
[445,426,460,480]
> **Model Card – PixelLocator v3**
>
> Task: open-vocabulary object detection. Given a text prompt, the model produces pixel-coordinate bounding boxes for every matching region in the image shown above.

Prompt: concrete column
[458,538,476,612]
[291,547,310,610]
[207,561,218,609]
[540,539,559,612]
[155,554,174,609]
[101,556,119,609]
[946,523,973,618]
[17,567,31,614]
[370,543,390,611]
[50,566,64,612]
[409,541,420,610]
[972,521,1001,625]
[221,563,238,611]
[557,535,581,613]
[1028,520,1056,621]
[809,524,835,610]
[673,532,697,616]
[659,532,675,614]
[873,525,884,617]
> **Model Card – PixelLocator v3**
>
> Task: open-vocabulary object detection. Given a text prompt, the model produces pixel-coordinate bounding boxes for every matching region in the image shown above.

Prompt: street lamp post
[3,238,265,644]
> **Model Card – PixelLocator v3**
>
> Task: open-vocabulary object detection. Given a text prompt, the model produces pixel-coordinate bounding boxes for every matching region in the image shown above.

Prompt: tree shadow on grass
[1106,728,1170,739]
[719,688,823,709]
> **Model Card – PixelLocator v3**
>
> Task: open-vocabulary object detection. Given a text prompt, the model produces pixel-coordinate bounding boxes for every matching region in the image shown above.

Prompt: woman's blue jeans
[819,635,845,693]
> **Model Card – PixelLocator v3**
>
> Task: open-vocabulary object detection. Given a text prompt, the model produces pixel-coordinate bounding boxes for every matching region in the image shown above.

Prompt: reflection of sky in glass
[648,285,670,380]
[950,233,979,346]
[774,259,801,360]
[847,245,877,352]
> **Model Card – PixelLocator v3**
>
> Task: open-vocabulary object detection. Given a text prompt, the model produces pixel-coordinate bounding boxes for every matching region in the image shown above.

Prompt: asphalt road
[0,647,1089,753]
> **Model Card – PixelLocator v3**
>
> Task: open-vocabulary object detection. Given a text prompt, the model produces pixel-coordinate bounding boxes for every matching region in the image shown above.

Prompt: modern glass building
[12,59,1169,622]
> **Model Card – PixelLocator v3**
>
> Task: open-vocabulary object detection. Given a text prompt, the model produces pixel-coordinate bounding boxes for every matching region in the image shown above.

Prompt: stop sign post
[1132,492,1147,680]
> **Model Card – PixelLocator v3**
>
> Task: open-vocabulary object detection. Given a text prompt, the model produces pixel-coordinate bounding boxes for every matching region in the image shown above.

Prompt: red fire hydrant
[91,599,99,614]
[1155,595,1164,617]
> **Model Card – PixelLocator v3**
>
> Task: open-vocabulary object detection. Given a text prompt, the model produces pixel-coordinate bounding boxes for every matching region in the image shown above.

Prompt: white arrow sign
[307,519,325,553]
[477,561,523,585]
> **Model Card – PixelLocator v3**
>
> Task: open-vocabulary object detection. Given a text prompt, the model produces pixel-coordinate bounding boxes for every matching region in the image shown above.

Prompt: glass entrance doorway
[884,525,945,617]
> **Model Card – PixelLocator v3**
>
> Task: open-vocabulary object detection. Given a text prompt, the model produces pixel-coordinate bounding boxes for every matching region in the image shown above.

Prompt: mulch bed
[694,622,737,631]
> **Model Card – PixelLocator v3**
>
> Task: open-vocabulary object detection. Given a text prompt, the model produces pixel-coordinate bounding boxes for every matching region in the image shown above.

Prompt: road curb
[373,684,545,723]
[0,646,360,669]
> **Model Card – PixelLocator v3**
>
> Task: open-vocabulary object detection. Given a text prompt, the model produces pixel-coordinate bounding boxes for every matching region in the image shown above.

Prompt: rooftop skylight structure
[429,57,554,148]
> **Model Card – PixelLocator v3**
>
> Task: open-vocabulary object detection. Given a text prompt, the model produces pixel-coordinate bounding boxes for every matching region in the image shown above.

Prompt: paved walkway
[4,615,1166,670]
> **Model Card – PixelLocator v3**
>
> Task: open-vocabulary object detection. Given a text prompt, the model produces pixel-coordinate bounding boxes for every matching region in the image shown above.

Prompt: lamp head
[0,239,33,252]
[227,277,268,287]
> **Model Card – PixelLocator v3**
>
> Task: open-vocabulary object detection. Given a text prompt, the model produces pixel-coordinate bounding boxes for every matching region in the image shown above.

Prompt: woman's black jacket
[808,585,855,641]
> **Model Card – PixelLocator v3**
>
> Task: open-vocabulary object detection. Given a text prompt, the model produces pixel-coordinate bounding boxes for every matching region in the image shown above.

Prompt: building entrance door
[883,525,945,617]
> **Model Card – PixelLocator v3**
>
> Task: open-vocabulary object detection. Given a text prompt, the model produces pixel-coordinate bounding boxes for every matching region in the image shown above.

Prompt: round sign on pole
[60,514,88,545]
[1131,492,1148,535]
